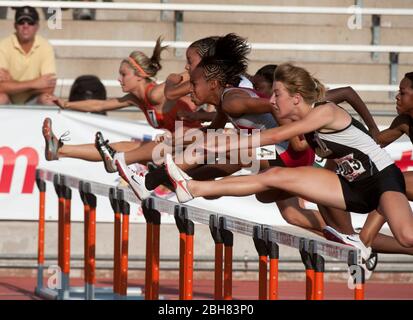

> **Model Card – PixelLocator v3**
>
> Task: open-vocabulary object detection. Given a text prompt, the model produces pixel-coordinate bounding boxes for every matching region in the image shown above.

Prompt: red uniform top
[140,83,201,132]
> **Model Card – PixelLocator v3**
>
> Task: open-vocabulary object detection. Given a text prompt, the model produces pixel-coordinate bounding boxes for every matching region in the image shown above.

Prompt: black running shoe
[146,162,174,190]
[95,131,117,173]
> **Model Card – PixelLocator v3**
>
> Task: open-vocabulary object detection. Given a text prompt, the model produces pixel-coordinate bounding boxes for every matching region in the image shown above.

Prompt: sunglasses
[17,20,36,26]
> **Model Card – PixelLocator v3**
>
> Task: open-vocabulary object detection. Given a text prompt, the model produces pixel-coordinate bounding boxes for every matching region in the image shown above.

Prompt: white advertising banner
[0,107,162,223]
[1,106,413,229]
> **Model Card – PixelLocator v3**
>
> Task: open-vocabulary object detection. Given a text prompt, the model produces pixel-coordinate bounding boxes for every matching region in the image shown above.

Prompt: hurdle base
[35,287,59,300]
[35,286,143,300]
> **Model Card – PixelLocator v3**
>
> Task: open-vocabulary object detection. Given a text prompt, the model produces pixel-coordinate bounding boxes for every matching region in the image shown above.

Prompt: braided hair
[197,33,251,87]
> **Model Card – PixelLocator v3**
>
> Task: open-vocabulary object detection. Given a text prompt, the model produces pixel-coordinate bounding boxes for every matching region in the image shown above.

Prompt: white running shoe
[165,153,194,203]
[115,154,151,201]
[323,226,373,280]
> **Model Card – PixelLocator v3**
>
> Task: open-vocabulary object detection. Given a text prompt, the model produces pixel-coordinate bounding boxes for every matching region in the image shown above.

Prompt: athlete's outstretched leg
[59,141,140,161]
[377,191,413,248]
[185,166,347,210]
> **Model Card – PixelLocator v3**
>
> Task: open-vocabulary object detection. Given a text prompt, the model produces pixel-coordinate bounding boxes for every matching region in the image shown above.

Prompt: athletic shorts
[339,164,406,213]
[268,145,315,168]
[280,146,315,167]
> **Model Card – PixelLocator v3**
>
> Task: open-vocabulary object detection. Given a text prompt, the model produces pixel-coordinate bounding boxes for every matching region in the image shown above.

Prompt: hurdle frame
[35,168,364,300]
[34,171,143,300]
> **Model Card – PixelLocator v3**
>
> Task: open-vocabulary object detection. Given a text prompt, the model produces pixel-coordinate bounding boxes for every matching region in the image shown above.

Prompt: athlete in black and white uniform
[165,64,413,276]
[305,103,404,213]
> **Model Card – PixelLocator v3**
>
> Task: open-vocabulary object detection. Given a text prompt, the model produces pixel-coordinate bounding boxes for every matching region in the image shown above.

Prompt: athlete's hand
[177,110,199,122]
[166,73,184,86]
[45,94,68,109]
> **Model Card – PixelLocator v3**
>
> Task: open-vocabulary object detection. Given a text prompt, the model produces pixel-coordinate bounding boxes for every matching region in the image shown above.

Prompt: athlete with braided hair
[42,37,201,173]
[164,63,413,278]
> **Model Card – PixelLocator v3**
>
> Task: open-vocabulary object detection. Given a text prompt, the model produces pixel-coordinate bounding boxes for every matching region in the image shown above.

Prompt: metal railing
[1,1,413,16]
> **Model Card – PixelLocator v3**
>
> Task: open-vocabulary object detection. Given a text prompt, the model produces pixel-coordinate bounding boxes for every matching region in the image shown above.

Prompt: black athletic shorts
[268,155,285,167]
[339,164,406,213]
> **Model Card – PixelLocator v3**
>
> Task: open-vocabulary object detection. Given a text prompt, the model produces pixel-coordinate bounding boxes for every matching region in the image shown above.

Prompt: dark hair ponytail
[198,33,251,86]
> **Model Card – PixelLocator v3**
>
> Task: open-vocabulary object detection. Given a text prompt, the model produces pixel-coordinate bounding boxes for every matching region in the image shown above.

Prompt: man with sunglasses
[0,6,56,105]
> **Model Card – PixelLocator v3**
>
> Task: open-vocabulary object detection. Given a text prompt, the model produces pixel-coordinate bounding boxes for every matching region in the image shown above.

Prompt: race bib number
[147,110,159,128]
[256,145,277,160]
[335,153,366,182]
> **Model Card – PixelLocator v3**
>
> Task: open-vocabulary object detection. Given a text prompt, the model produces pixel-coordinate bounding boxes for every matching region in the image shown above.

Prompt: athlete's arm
[206,109,229,130]
[277,117,310,152]
[51,94,134,112]
[178,109,217,122]
[164,72,191,101]
[257,104,336,148]
[209,103,336,153]
[325,86,380,139]
[222,92,274,116]
[375,114,409,147]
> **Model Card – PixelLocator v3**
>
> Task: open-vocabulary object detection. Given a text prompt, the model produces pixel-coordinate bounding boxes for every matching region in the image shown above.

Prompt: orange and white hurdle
[34,168,365,300]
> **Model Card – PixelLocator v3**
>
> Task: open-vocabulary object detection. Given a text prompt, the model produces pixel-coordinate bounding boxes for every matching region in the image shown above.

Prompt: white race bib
[147,110,159,128]
[256,145,277,160]
[335,153,366,182]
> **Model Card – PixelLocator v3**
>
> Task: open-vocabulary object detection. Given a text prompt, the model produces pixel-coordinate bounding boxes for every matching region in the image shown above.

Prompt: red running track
[0,277,412,300]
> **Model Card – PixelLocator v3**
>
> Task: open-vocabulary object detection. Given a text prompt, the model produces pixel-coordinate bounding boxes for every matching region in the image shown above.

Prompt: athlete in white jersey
[165,63,413,277]
[221,86,288,153]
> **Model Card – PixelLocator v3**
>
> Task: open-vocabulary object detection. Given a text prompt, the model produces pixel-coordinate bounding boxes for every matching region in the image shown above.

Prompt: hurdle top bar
[2,1,413,16]
[37,168,358,263]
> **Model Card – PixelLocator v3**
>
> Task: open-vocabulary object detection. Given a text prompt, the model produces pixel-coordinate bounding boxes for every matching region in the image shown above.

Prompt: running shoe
[147,161,174,190]
[42,118,67,161]
[354,227,378,272]
[323,225,373,280]
[95,131,117,173]
[165,153,194,203]
[115,153,151,200]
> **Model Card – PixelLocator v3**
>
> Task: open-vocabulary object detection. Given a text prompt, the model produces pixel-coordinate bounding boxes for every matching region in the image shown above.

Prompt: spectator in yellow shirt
[0,6,56,105]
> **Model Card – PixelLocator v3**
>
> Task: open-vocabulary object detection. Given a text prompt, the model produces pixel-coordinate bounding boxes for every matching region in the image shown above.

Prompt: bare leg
[59,141,141,161]
[187,163,242,181]
[358,212,386,247]
[188,166,347,210]
[188,163,242,200]
[276,197,326,236]
[320,159,413,253]
[377,191,413,248]
[318,205,355,234]
[124,140,159,165]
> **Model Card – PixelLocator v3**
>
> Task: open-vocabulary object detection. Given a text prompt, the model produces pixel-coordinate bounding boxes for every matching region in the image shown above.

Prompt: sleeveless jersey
[304,105,393,182]
[140,83,201,132]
